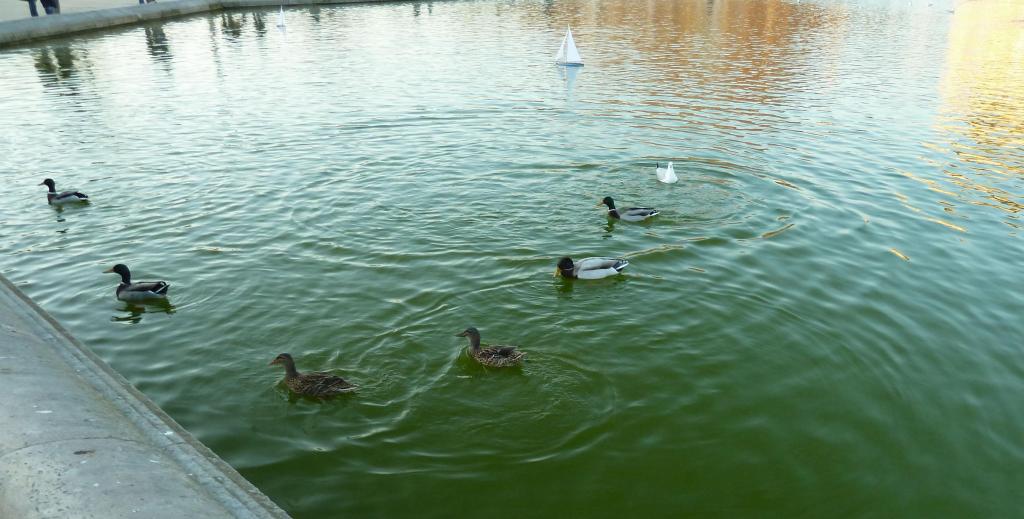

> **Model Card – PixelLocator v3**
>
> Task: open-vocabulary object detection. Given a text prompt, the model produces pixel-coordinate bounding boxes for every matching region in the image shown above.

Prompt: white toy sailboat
[276,6,285,28]
[555,26,584,66]
[656,162,678,184]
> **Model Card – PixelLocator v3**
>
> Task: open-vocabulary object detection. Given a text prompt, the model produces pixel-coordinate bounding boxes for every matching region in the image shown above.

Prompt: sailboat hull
[557,62,585,67]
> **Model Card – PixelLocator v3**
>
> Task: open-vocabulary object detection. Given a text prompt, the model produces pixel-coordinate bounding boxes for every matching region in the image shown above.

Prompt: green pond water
[1,0,1022,516]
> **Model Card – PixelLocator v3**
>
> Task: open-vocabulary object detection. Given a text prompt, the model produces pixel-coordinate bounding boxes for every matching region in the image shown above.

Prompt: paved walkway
[0,0,374,46]
[0,0,170,22]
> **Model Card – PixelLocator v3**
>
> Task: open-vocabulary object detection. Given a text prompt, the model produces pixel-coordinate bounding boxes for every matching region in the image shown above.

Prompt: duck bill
[102,267,114,273]
[553,267,562,277]
[595,201,604,207]
[268,359,280,366]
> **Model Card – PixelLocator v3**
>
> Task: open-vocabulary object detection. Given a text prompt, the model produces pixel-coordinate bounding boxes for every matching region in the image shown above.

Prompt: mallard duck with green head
[104,264,169,301]
[598,196,659,222]
[555,256,628,279]
[455,327,526,367]
[269,353,356,397]
[40,178,89,205]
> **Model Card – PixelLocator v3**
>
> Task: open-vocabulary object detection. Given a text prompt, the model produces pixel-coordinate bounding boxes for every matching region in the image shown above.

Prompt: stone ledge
[0,274,289,518]
[0,0,385,47]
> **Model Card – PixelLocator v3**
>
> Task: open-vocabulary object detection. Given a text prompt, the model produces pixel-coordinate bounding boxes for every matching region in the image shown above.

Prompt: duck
[269,353,356,397]
[40,178,89,205]
[556,256,628,279]
[103,264,169,301]
[598,196,659,222]
[455,327,525,367]
[655,162,678,184]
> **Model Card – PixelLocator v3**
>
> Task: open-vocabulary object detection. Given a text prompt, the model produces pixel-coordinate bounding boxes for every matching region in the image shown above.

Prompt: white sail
[656,162,678,184]
[556,26,583,66]
[276,6,285,28]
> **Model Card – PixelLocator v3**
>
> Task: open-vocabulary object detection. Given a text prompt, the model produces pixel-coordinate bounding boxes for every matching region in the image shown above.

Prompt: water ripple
[2,0,1023,518]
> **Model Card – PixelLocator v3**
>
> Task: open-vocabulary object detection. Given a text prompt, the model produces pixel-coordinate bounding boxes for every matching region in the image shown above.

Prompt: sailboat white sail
[656,162,678,184]
[276,6,285,28]
[555,26,584,66]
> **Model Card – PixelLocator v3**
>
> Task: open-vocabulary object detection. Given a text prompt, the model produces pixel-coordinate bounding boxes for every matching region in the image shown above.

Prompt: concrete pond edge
[0,0,386,47]
[0,273,291,518]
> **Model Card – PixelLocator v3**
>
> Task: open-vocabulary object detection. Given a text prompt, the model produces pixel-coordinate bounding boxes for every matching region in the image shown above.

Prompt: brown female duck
[455,327,526,367]
[269,353,356,397]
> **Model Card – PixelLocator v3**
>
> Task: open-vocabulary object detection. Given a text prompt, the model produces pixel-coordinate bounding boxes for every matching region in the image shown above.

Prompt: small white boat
[656,162,678,184]
[555,26,584,66]
[276,6,285,28]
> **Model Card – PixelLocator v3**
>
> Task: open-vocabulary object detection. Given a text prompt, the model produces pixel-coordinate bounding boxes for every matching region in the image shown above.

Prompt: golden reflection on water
[761,223,794,239]
[933,0,1024,231]
[533,0,842,107]
[889,248,910,261]
[775,178,800,190]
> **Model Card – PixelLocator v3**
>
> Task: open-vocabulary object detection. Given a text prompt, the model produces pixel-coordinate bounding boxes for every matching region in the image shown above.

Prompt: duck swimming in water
[103,264,169,301]
[556,256,628,279]
[655,162,678,184]
[455,327,526,367]
[269,353,356,397]
[598,196,659,222]
[40,178,88,205]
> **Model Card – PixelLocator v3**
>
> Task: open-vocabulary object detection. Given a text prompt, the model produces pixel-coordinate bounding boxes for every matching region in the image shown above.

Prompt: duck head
[597,196,616,210]
[103,264,132,284]
[455,327,480,339]
[555,257,575,277]
[269,353,299,377]
[39,178,56,192]
[456,327,482,349]
[269,353,294,366]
